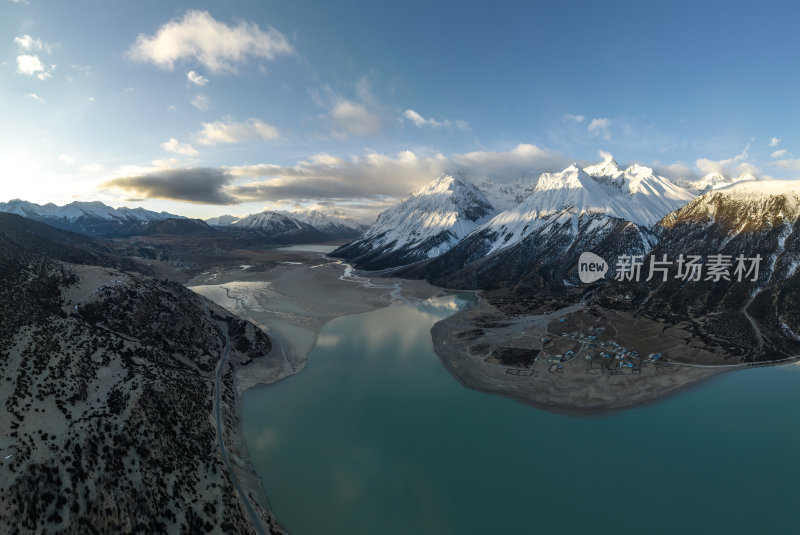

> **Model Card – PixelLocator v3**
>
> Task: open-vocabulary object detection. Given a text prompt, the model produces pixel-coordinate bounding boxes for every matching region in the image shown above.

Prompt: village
[483,314,673,379]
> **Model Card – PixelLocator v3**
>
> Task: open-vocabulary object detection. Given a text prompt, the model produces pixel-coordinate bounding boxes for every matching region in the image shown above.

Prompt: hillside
[0,216,285,534]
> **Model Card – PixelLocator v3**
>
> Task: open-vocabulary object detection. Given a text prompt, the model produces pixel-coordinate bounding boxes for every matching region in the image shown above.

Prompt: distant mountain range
[0,160,767,252]
[205,208,367,241]
[0,199,187,238]
[0,200,366,243]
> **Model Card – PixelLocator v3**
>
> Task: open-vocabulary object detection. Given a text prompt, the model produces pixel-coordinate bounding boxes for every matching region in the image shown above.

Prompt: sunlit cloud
[771,149,788,159]
[26,93,44,103]
[564,114,585,123]
[16,54,53,80]
[769,137,781,147]
[695,144,757,177]
[127,10,293,73]
[187,70,208,86]
[14,35,47,52]
[160,138,199,156]
[195,117,280,145]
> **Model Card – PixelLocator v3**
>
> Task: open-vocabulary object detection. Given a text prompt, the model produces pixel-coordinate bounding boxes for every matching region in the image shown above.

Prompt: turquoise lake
[242,294,800,535]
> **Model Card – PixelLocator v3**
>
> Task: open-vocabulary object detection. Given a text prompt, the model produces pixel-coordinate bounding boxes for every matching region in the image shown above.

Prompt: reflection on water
[242,294,800,535]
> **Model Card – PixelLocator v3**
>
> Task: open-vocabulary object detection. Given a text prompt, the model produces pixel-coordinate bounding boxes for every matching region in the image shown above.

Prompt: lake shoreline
[188,253,443,533]
[427,295,778,414]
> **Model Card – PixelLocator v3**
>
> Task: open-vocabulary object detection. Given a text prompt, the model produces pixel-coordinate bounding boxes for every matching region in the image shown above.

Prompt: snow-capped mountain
[337,159,699,288]
[228,210,328,244]
[621,179,800,360]
[469,177,537,211]
[0,199,184,238]
[395,164,657,289]
[583,157,624,184]
[205,214,239,227]
[205,207,366,240]
[278,209,367,239]
[671,170,758,193]
[334,171,495,269]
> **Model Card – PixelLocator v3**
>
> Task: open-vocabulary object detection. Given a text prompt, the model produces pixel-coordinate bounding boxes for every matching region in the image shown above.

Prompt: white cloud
[652,161,694,181]
[16,54,53,79]
[14,35,44,51]
[403,109,445,128]
[695,145,755,177]
[191,94,210,110]
[769,137,781,147]
[187,70,208,86]
[127,10,293,73]
[26,93,44,103]
[402,108,468,130]
[88,96,95,102]
[14,35,55,79]
[771,149,788,159]
[195,117,280,145]
[331,100,380,137]
[771,159,800,172]
[58,154,76,165]
[226,143,574,206]
[160,138,199,155]
[587,118,612,140]
[564,114,585,123]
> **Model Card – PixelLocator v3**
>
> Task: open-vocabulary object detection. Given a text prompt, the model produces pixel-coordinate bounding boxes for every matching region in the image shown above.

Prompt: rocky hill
[0,215,285,534]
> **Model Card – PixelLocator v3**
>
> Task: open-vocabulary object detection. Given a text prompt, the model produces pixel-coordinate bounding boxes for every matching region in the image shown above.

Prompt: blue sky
[3,0,800,219]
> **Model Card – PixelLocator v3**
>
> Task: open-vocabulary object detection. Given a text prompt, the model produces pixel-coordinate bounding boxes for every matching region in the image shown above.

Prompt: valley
[2,158,799,534]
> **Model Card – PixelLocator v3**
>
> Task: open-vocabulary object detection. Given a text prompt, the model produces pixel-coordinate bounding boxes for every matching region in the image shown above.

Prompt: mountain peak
[535,164,594,192]
[584,158,623,180]
[415,171,471,196]
[624,163,656,180]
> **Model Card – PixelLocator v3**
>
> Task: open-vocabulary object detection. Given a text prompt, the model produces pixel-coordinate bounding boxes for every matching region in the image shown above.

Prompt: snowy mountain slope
[469,177,537,211]
[332,172,495,269]
[229,210,328,243]
[278,209,367,239]
[617,179,800,359]
[606,164,697,227]
[205,214,239,226]
[337,161,697,272]
[0,199,181,222]
[467,162,689,258]
[205,208,365,240]
[670,170,759,193]
[473,164,614,256]
[583,157,625,185]
[398,210,655,291]
[0,199,184,238]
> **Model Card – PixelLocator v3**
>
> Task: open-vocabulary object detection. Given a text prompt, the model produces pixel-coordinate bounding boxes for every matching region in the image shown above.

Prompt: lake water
[242,294,800,535]
[275,244,340,253]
